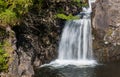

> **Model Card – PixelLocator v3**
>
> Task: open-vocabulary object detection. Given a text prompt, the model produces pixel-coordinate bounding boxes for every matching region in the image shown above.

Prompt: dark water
[36,62,120,77]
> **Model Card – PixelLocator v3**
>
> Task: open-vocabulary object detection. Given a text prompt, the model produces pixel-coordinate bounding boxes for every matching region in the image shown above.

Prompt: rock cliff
[92,0,120,62]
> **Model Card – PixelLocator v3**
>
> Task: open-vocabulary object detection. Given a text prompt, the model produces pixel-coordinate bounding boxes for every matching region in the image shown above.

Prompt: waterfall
[40,0,97,67]
[54,0,96,65]
[58,19,93,60]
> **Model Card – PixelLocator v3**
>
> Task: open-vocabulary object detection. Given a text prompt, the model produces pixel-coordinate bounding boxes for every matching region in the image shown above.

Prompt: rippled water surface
[36,62,120,77]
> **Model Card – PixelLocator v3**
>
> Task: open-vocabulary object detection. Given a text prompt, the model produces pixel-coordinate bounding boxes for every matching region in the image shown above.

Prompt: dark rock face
[11,13,59,77]
[92,0,120,62]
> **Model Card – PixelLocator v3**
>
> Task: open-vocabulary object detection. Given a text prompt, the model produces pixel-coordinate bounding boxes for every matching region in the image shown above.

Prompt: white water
[42,0,97,67]
[58,19,92,60]
[54,0,97,66]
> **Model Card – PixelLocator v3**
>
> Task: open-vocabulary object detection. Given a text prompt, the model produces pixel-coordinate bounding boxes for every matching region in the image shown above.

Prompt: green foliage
[0,0,33,26]
[0,9,17,26]
[55,14,79,20]
[0,42,8,72]
[0,28,6,36]
[73,0,81,3]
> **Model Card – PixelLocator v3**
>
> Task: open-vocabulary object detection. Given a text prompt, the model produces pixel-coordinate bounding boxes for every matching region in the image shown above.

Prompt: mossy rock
[0,42,9,72]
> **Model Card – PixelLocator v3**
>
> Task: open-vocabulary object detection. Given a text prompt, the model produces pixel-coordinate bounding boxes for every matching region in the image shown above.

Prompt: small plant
[55,14,79,20]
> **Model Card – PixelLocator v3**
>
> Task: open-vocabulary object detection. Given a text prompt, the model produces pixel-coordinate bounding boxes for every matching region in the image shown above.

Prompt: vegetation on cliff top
[0,0,32,27]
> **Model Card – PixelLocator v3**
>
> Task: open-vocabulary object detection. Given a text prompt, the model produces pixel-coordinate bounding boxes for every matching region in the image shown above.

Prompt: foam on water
[41,60,97,68]
[51,60,97,66]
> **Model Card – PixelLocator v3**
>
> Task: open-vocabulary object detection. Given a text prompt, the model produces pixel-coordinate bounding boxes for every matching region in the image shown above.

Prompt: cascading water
[58,0,93,60]
[58,18,92,60]
[42,0,97,67]
[53,0,97,66]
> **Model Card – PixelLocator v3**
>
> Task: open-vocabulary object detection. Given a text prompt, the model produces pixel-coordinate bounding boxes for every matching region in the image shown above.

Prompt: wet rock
[92,0,120,62]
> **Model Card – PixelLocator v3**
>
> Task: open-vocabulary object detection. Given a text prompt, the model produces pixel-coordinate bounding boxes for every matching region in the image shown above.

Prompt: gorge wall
[92,0,120,62]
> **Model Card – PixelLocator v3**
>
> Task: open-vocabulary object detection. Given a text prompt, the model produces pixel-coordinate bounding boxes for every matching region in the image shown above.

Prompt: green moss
[0,9,17,26]
[55,13,79,20]
[106,28,113,36]
[73,0,81,3]
[0,42,9,72]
